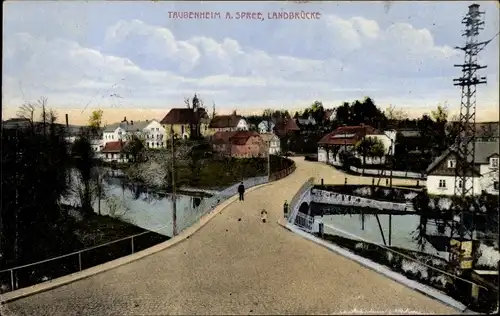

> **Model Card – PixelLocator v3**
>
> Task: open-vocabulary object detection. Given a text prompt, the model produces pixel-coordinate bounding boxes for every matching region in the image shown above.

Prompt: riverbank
[0,210,169,294]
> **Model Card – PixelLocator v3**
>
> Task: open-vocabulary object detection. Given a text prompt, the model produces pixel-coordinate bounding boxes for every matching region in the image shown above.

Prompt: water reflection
[63,169,211,237]
[313,201,497,262]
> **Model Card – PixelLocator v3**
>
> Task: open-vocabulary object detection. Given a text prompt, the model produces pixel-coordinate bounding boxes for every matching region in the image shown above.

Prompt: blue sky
[3,1,499,119]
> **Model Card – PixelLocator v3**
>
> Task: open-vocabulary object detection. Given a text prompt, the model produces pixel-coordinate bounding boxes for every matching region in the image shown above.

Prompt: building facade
[426,141,499,196]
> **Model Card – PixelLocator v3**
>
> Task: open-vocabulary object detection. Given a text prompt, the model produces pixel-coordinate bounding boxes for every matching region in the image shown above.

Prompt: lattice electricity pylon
[450,3,488,272]
[453,3,487,199]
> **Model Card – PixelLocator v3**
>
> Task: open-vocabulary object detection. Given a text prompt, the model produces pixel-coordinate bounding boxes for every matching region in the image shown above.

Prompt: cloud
[2,2,498,120]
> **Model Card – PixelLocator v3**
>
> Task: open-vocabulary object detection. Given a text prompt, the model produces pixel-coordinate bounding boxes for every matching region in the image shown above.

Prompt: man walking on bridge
[238,182,245,201]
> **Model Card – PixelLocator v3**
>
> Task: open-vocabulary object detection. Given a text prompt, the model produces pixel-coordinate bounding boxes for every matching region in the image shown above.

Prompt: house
[296,115,317,126]
[273,118,300,137]
[101,141,129,163]
[124,119,166,149]
[209,113,248,133]
[102,118,128,145]
[425,141,499,196]
[258,120,276,134]
[260,133,281,155]
[317,124,396,165]
[160,108,210,139]
[212,131,266,158]
[324,109,336,122]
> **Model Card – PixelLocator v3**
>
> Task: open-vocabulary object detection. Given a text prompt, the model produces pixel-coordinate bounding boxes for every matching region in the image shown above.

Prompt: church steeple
[192,94,199,110]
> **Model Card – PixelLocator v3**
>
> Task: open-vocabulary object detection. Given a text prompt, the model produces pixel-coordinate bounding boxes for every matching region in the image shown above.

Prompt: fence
[0,163,298,295]
[288,177,315,223]
[269,164,296,182]
[294,211,315,233]
[325,161,425,180]
[0,228,168,294]
[313,220,498,313]
[350,166,425,180]
[311,189,415,212]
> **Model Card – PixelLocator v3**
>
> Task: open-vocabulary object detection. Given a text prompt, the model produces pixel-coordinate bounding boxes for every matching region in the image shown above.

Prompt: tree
[125,134,146,162]
[335,102,351,125]
[88,110,103,138]
[309,100,326,124]
[184,94,206,140]
[2,100,82,287]
[262,108,274,132]
[355,137,386,165]
[431,103,448,123]
[71,135,95,216]
[385,105,408,122]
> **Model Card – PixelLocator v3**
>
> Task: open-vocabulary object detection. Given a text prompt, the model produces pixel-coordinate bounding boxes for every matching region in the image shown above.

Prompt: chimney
[131,120,134,125]
[65,114,69,128]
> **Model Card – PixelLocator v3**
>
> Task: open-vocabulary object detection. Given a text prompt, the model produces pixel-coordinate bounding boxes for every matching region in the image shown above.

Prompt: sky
[2,1,499,125]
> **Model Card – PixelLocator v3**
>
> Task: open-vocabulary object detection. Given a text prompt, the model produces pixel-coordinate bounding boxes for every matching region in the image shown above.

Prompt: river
[62,169,219,237]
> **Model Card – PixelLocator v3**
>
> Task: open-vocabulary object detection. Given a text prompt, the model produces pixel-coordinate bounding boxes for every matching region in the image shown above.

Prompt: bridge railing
[0,227,168,294]
[287,177,315,223]
[294,211,315,233]
[0,163,298,295]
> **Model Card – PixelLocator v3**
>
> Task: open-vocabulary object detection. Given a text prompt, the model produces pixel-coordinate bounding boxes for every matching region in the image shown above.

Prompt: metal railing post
[10,269,14,291]
[131,236,135,254]
[78,252,82,271]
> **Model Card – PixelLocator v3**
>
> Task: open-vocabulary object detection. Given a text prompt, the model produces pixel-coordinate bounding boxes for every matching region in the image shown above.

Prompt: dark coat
[238,184,245,193]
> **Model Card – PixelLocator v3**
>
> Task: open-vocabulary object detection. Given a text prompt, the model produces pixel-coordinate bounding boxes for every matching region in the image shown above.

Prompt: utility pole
[451,3,488,273]
[171,128,177,236]
[267,140,271,180]
[388,137,394,246]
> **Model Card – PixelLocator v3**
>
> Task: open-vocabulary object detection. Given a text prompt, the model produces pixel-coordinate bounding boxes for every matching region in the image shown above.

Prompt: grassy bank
[316,233,497,313]
[127,155,294,191]
[0,211,169,293]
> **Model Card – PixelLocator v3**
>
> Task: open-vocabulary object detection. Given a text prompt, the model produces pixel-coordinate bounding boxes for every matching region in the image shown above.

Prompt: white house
[258,121,276,134]
[209,114,248,132]
[260,133,281,155]
[102,118,166,149]
[297,116,316,126]
[318,124,396,166]
[426,141,499,196]
[101,141,129,163]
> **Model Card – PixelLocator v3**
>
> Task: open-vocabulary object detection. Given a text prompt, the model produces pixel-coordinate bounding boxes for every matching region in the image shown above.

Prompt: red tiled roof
[274,118,300,136]
[160,108,208,125]
[212,131,237,144]
[318,124,380,146]
[102,141,126,153]
[212,131,260,145]
[229,131,260,145]
[209,115,242,128]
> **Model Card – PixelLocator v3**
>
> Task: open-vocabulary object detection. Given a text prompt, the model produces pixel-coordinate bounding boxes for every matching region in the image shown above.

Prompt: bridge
[1,158,459,315]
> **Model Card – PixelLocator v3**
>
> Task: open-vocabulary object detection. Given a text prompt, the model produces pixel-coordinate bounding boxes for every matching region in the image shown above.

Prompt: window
[181,125,185,134]
[458,180,463,188]
[439,179,446,188]
[447,160,456,168]
[494,181,499,191]
[491,158,499,168]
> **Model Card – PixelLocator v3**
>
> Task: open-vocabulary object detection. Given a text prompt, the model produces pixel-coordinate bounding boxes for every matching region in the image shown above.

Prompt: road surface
[4,159,454,315]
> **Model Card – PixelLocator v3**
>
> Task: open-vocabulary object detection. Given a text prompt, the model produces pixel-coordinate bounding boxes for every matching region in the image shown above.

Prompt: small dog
[261,209,268,223]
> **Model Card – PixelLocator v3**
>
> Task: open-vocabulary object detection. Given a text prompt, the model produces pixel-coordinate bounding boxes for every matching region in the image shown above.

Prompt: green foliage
[125,134,146,162]
[355,137,385,158]
[71,135,96,215]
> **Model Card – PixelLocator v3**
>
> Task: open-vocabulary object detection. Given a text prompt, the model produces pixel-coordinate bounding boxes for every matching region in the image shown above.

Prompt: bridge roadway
[3,159,455,315]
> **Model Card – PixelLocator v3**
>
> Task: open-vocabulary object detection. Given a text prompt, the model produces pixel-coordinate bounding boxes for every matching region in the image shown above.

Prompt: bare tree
[16,102,37,124]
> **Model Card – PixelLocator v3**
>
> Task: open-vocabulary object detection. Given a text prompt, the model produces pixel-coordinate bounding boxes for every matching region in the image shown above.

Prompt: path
[4,159,454,315]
